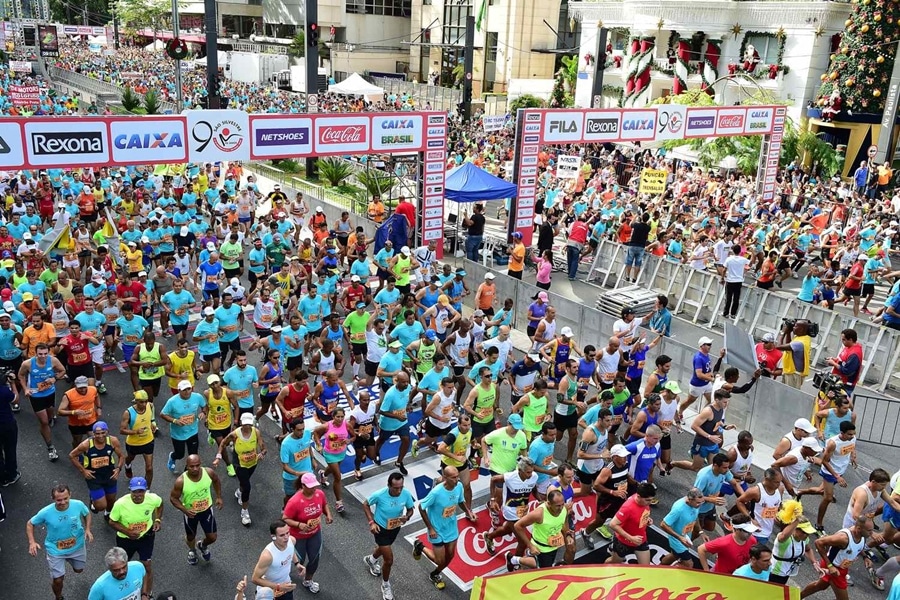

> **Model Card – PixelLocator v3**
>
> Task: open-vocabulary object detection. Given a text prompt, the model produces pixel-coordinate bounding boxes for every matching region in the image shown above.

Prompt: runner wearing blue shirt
[624,426,662,482]
[659,489,704,568]
[159,381,207,473]
[115,309,149,364]
[412,467,475,589]
[280,418,315,500]
[196,255,224,302]
[214,294,243,368]
[375,372,413,474]
[363,472,416,596]
[390,311,425,347]
[27,487,92,600]
[160,279,196,342]
[693,454,734,530]
[299,290,326,335]
[75,300,108,393]
[192,308,221,374]
[87,549,146,600]
[374,281,401,322]
[223,352,260,411]
[528,423,559,496]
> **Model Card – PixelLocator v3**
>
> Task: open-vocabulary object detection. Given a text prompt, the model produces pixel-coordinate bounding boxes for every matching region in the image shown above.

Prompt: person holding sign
[27,483,93,600]
[170,454,223,565]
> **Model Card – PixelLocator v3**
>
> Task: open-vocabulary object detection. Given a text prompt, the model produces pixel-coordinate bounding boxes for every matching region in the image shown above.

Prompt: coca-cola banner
[471,564,798,600]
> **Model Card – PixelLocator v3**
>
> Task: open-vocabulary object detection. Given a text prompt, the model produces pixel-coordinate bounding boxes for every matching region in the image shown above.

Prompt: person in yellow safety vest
[776,319,812,390]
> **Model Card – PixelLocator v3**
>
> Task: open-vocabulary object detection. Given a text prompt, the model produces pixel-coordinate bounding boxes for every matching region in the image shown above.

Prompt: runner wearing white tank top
[843,481,882,528]
[253,531,298,600]
[753,481,784,542]
[532,317,556,352]
[414,379,458,456]
[722,432,754,498]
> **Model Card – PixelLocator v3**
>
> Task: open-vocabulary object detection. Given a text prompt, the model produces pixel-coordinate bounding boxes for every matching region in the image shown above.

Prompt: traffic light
[308,23,319,47]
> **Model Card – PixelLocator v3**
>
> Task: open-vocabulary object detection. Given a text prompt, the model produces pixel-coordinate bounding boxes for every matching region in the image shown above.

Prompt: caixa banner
[0,109,441,170]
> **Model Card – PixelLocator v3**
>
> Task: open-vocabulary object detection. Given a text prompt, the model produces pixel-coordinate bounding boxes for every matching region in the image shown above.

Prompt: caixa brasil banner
[470,565,800,600]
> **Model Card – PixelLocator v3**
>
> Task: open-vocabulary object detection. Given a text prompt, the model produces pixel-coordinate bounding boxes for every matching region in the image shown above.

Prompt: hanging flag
[475,0,487,31]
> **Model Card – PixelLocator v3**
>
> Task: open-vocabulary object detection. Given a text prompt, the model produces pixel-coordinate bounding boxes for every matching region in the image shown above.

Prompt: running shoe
[317,469,329,488]
[167,452,176,473]
[581,530,595,550]
[10,401,18,412]
[598,525,613,539]
[869,566,885,591]
[241,509,252,526]
[335,501,344,513]
[2,471,20,486]
[124,463,133,479]
[364,554,382,577]
[302,580,320,594]
[235,488,242,505]
[482,532,496,555]
[207,432,215,446]
[197,540,211,561]
[226,464,236,477]
[48,445,59,462]
[395,462,408,476]
[413,539,424,560]
[187,550,198,565]
[505,551,516,572]
[381,581,393,600]
[98,382,108,394]
[411,439,419,458]
[430,573,445,590]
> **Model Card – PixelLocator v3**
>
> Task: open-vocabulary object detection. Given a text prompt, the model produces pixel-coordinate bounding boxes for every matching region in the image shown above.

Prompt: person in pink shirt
[535,250,553,291]
[281,472,334,594]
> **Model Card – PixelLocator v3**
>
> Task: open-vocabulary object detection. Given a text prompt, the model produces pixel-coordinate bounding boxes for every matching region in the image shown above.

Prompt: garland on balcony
[738,31,787,70]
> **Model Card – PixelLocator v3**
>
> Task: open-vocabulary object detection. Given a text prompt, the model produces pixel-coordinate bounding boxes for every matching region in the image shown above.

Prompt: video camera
[812,371,845,397]
[782,318,819,338]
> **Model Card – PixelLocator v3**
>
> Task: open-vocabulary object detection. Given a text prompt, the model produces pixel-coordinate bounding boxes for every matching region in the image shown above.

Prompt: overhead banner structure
[0,109,447,255]
[509,105,781,244]
[470,565,799,600]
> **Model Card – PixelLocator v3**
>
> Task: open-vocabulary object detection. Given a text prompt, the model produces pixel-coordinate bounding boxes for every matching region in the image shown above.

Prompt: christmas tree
[817,0,900,115]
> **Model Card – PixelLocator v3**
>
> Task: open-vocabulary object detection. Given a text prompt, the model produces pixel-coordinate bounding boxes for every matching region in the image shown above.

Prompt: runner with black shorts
[108,477,163,595]
[580,445,632,548]
[69,421,124,515]
[362,472,416,600]
[120,390,158,486]
[349,390,378,479]
[18,343,66,461]
[57,320,98,385]
[170,455,223,565]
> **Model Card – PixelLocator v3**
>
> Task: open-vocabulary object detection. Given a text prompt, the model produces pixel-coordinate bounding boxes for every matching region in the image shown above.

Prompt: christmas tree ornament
[878,54,886,63]
[862,24,870,32]
[875,89,882,96]
[846,78,855,86]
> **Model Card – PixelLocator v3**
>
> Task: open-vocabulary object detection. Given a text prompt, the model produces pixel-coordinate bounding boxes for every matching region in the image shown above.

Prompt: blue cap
[129,477,148,491]
[92,420,109,432]
[327,248,337,254]
[425,330,437,340]
[356,301,367,309]
[507,414,524,430]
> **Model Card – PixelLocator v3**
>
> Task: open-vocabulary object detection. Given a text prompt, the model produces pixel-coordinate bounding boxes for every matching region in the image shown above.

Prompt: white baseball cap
[203,307,214,316]
[230,277,240,286]
[794,418,817,434]
[698,336,714,346]
[177,380,193,391]
[560,327,574,337]
[802,437,823,452]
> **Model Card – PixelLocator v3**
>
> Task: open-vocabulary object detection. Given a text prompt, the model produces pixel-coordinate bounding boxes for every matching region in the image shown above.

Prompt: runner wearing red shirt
[116,274,147,315]
[836,256,865,316]
[57,320,100,383]
[282,472,333,594]
[394,196,415,230]
[605,482,657,565]
[697,514,759,574]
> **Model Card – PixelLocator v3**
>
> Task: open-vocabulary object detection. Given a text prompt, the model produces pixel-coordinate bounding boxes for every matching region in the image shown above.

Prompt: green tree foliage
[120,86,141,112]
[51,0,110,25]
[508,94,545,113]
[143,89,160,114]
[288,33,305,59]
[316,157,354,187]
[113,0,184,33]
[354,169,394,197]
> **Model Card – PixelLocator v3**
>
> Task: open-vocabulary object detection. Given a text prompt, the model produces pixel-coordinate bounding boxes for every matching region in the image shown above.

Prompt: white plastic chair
[479,238,496,267]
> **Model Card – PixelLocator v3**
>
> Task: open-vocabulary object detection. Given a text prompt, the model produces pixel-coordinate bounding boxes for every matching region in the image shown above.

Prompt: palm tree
[316,157,353,187]
[354,169,394,198]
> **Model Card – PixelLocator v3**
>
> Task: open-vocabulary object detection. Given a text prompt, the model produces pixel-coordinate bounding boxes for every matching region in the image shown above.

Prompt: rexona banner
[470,565,799,600]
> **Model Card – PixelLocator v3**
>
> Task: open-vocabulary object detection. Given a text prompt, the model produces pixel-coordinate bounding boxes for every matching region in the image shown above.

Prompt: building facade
[571,0,850,123]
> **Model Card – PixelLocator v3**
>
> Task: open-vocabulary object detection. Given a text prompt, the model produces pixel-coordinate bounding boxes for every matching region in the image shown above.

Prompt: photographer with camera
[825,329,863,397]
[776,319,813,390]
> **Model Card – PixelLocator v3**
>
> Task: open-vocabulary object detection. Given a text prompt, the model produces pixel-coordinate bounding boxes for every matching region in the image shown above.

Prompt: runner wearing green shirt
[483,414,528,476]
[266,236,290,271]
[219,235,243,278]
[343,303,371,386]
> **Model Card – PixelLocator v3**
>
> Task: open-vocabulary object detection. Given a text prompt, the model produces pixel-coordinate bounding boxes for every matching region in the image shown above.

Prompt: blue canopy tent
[444,162,518,202]
[444,162,518,256]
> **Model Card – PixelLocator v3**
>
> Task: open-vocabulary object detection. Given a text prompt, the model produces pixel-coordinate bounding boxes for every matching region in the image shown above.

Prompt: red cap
[0,289,11,299]
[878,249,887,258]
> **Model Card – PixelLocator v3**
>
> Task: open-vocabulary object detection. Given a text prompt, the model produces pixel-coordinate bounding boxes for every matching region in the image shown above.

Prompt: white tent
[328,73,384,100]
[144,39,165,51]
[195,51,228,66]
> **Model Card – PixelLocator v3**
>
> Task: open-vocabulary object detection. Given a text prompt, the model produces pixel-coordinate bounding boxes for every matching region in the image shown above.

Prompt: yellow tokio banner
[470,565,800,600]
[638,168,668,195]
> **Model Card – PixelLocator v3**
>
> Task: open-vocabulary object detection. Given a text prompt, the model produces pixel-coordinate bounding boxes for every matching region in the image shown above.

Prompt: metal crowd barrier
[48,67,179,113]
[587,238,900,393]
[372,77,460,112]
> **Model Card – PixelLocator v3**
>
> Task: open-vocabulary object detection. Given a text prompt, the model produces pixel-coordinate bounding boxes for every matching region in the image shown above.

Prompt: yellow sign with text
[639,168,668,195]
[470,565,799,600]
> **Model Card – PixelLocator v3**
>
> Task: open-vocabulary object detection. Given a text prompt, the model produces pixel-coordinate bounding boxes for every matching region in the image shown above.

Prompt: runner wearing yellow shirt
[108,477,163,595]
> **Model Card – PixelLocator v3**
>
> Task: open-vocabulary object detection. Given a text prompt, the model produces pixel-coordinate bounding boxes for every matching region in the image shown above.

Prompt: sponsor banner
[654,104,686,142]
[9,60,31,73]
[371,115,424,152]
[472,564,798,600]
[38,24,59,57]
[426,162,443,172]
[716,108,747,136]
[540,111,584,143]
[185,109,250,162]
[556,155,581,179]
[482,114,507,132]
[110,116,188,164]
[315,115,370,153]
[744,106,774,135]
[684,108,717,138]
[248,115,313,159]
[0,122,25,167]
[619,110,657,141]
[582,110,621,142]
[9,84,40,106]
[523,123,540,133]
[639,167,668,195]
[25,118,109,167]
[427,112,447,125]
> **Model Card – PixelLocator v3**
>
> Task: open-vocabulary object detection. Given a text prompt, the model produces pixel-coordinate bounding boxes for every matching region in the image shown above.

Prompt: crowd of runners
[5,41,900,600]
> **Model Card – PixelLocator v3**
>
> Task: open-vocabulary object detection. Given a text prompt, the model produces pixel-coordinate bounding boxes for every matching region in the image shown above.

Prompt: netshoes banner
[470,565,800,600]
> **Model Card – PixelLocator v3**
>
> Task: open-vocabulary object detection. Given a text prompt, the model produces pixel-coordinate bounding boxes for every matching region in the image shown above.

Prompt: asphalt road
[0,303,895,600]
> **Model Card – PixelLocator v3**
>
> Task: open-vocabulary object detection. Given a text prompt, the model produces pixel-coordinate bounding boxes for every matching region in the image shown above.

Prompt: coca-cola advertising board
[314,116,370,154]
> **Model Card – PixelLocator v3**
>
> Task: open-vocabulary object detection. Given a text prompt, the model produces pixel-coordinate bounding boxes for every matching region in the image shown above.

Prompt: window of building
[743,34,780,64]
[442,2,472,45]
[346,0,411,16]
[609,30,627,52]
[486,31,498,62]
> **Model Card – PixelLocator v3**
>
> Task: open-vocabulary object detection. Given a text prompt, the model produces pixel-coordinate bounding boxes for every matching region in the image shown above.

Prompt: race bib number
[261,313,273,323]
[441,404,454,416]
[56,537,77,550]
[761,507,778,519]
[681,523,694,535]
[175,308,186,316]
[615,481,628,492]
[516,505,528,518]
[476,406,493,419]
[54,320,68,329]
[239,451,257,464]
[840,444,856,455]
[222,324,238,333]
[386,517,403,530]
[306,517,321,529]
[536,413,549,424]
[358,424,373,436]
[639,510,651,528]
[659,420,673,429]
[207,334,218,343]
[90,456,110,469]
[542,455,553,466]
[192,498,210,512]
[294,448,310,462]
[211,411,229,425]
[327,401,338,414]
[180,414,195,425]
[129,522,147,535]
[547,533,565,548]
[459,348,469,358]
[269,382,283,393]
[308,314,319,322]
[238,389,250,399]
[442,506,456,518]
[601,372,616,382]
[125,335,140,343]
[351,332,365,342]
[840,559,853,569]
[37,380,53,391]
